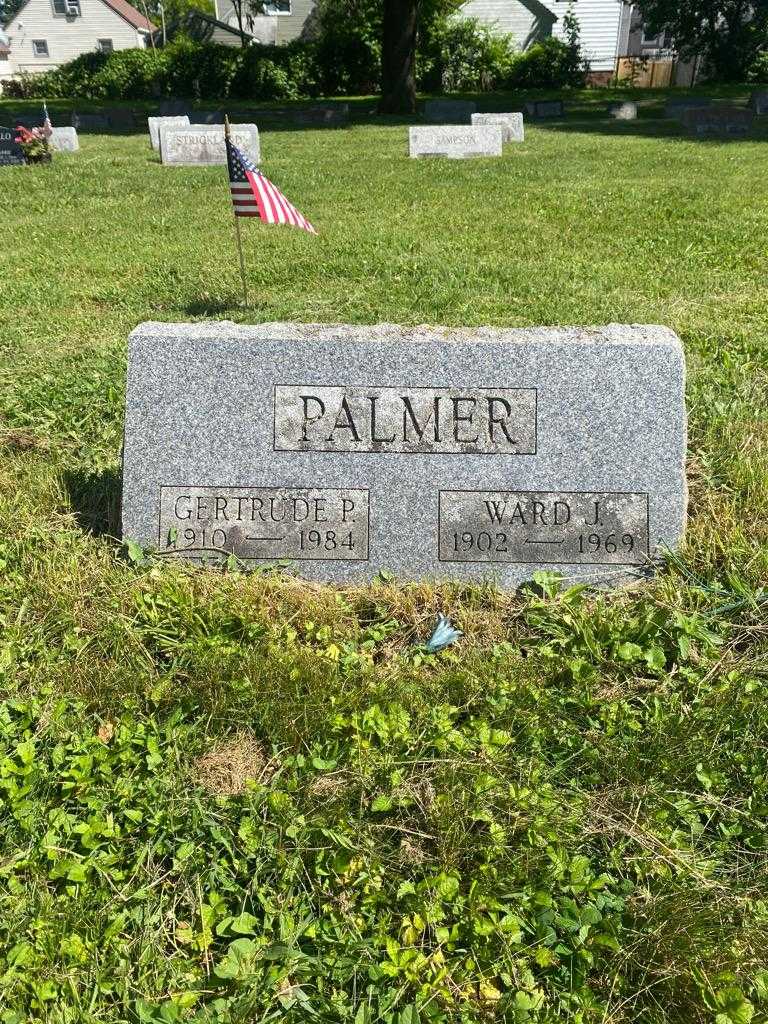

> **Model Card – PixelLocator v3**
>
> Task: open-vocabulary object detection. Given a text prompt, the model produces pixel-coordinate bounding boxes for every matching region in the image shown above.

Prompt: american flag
[226,137,316,234]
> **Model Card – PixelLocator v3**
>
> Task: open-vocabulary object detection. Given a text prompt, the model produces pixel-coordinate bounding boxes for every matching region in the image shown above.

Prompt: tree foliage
[0,0,25,27]
[635,0,768,81]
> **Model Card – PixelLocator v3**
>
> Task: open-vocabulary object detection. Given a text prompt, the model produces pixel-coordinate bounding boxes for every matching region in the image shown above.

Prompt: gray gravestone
[424,99,477,123]
[524,100,564,119]
[159,123,260,166]
[159,99,190,116]
[105,107,135,131]
[194,110,225,124]
[409,125,503,159]
[0,126,24,166]
[122,321,687,587]
[50,127,79,152]
[471,112,524,142]
[148,114,189,150]
[71,112,111,131]
[748,90,768,115]
[665,97,712,119]
[680,105,754,137]
[608,101,638,120]
[294,104,350,127]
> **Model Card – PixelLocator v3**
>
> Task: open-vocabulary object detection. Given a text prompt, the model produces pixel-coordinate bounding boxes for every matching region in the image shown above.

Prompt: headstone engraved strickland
[409,125,503,159]
[148,115,189,150]
[424,99,477,123]
[50,127,79,152]
[0,126,24,166]
[122,322,687,587]
[471,112,524,142]
[159,124,260,166]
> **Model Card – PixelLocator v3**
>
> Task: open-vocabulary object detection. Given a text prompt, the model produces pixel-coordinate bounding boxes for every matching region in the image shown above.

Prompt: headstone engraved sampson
[409,125,503,159]
[122,322,687,587]
[681,105,754,137]
[148,115,189,150]
[50,127,79,152]
[471,112,524,142]
[424,99,476,123]
[0,126,24,166]
[159,124,260,166]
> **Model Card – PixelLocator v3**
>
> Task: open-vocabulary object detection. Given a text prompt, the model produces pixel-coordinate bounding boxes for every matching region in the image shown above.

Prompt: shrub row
[1,27,586,101]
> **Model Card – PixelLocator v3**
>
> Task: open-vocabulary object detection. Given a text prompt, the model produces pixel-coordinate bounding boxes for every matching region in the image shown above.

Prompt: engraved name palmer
[274,385,537,454]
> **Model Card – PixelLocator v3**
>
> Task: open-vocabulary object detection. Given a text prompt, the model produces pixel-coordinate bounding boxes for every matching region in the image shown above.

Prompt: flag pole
[225,115,248,308]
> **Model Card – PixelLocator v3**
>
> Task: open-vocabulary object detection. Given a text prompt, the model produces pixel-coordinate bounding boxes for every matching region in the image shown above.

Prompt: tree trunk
[379,0,417,114]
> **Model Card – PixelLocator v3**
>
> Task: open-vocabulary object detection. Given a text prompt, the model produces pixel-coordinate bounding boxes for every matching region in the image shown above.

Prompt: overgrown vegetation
[0,92,767,1021]
[1,9,587,101]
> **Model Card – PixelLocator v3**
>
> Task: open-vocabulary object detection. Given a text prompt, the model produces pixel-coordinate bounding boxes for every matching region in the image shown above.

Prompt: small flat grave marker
[681,105,754,137]
[148,115,190,150]
[471,112,524,142]
[122,321,687,588]
[524,100,564,119]
[608,101,637,120]
[409,125,503,158]
[71,112,111,131]
[159,123,260,165]
[0,126,24,166]
[665,97,712,119]
[424,99,476,123]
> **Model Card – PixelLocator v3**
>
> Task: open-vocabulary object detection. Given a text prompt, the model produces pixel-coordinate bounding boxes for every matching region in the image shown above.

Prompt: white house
[211,0,314,46]
[1,0,154,79]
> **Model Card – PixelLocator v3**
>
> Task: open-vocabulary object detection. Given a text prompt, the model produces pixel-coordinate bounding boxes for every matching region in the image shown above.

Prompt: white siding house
[2,0,154,79]
[460,0,632,74]
[212,0,314,45]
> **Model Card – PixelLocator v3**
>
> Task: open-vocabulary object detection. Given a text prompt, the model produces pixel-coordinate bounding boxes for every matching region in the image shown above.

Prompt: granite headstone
[0,126,24,166]
[159,123,260,165]
[122,321,687,587]
[665,97,712,119]
[524,100,564,119]
[409,125,503,159]
[50,127,79,152]
[424,99,477,123]
[680,105,753,137]
[71,112,111,131]
[471,112,524,142]
[608,101,638,120]
[749,90,768,115]
[148,115,190,150]
[159,100,190,116]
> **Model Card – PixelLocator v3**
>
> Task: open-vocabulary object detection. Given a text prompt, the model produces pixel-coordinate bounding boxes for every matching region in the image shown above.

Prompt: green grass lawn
[0,93,767,1023]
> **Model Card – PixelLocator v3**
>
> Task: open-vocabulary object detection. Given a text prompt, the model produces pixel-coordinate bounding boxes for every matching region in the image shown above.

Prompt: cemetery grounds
[0,89,767,1023]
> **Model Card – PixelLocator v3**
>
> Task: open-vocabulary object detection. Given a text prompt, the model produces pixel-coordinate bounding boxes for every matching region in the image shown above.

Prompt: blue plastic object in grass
[425,613,462,653]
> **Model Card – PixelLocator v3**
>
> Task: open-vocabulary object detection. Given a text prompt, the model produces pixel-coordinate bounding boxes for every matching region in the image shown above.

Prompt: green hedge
[1,31,586,102]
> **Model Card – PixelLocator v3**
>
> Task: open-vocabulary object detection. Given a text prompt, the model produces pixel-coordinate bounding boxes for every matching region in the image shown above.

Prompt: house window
[641,27,662,45]
[32,39,50,56]
[53,0,80,13]
[97,38,114,52]
[264,0,290,12]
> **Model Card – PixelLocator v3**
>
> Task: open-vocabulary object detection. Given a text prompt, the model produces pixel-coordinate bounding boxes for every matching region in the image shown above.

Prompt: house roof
[102,0,156,31]
[184,9,251,38]
[2,0,155,32]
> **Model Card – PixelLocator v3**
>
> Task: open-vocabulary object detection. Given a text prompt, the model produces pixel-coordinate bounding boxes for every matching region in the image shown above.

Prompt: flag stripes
[226,136,316,234]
